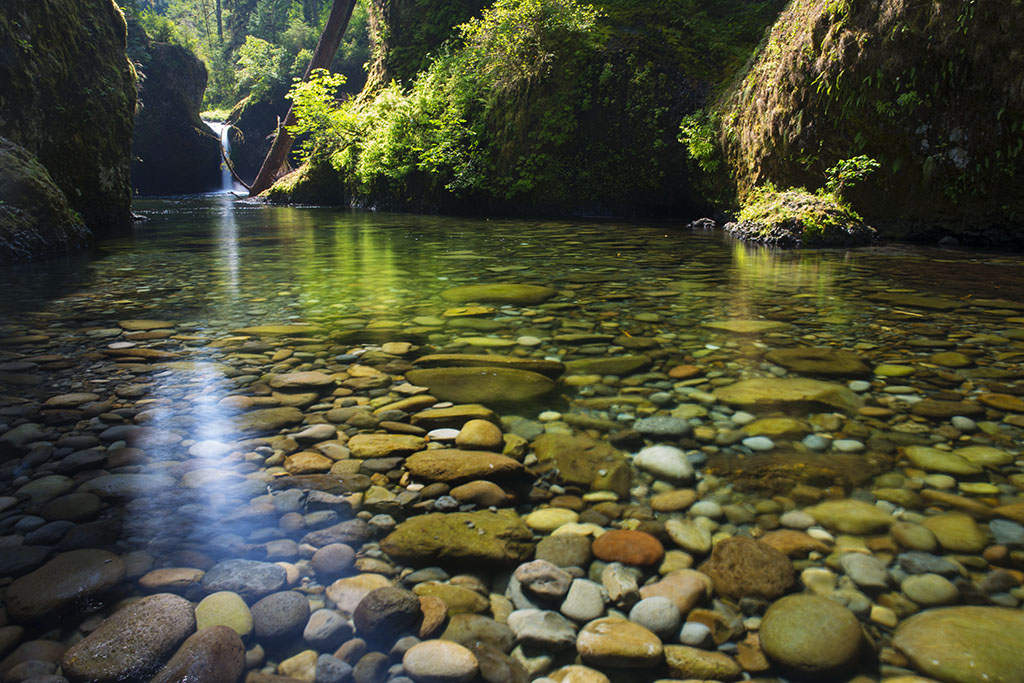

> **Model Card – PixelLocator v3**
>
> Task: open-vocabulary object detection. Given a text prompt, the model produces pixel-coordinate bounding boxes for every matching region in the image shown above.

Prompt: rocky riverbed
[2,204,1024,683]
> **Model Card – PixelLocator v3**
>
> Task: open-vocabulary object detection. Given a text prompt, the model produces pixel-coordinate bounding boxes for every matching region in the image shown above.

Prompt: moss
[0,137,91,262]
[717,0,1024,235]
[0,0,136,233]
[264,162,346,205]
[725,186,877,247]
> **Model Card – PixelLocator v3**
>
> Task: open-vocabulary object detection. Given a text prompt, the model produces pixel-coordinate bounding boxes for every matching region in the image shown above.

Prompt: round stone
[525,508,579,533]
[591,530,664,567]
[195,591,253,638]
[455,419,504,451]
[536,534,592,569]
[627,597,681,639]
[312,544,356,577]
[901,574,959,606]
[633,446,693,482]
[403,639,479,683]
[201,559,287,601]
[250,591,310,641]
[353,587,422,642]
[760,594,862,677]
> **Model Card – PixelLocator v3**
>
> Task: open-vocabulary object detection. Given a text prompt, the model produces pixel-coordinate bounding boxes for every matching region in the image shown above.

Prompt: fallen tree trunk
[248,0,357,197]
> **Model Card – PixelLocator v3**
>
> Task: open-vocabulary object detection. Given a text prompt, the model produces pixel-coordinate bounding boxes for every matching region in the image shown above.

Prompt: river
[1,195,1023,681]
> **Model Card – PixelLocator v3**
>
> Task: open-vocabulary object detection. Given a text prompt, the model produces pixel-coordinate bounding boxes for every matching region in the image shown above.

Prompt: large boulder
[0,0,135,257]
[0,137,90,262]
[129,21,221,195]
[719,0,1024,243]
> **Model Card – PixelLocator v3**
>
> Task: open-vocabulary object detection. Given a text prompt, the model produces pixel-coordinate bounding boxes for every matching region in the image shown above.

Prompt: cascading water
[204,121,235,193]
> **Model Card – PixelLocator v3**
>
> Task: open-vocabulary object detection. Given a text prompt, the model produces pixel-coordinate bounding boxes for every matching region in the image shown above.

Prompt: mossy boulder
[405,367,556,405]
[719,0,1024,243]
[380,510,534,567]
[0,138,90,262]
[129,25,221,195]
[0,0,135,253]
[725,188,877,247]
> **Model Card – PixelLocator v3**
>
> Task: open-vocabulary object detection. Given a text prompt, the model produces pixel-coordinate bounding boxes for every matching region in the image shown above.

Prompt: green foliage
[234,35,287,101]
[458,0,601,94]
[286,0,608,205]
[679,112,720,175]
[737,184,874,246]
[823,155,879,198]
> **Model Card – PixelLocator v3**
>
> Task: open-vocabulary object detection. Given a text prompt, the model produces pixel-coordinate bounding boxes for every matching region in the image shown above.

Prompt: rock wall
[719,0,1024,240]
[0,0,136,243]
[0,138,90,262]
[130,28,222,195]
[365,0,488,89]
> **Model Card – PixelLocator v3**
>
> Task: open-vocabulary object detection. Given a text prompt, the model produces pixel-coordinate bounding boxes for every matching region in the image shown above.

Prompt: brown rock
[455,419,504,451]
[450,480,509,507]
[139,567,205,593]
[638,570,711,614]
[404,449,525,483]
[150,626,245,683]
[591,530,664,567]
[531,433,631,497]
[698,536,795,600]
[347,433,425,458]
[758,529,831,557]
[663,645,742,681]
[576,617,663,668]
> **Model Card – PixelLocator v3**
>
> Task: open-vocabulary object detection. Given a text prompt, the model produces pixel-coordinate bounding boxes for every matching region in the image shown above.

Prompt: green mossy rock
[713,377,862,415]
[405,367,556,405]
[564,355,652,376]
[380,511,534,568]
[231,407,304,433]
[531,433,631,497]
[893,607,1024,683]
[0,137,90,262]
[0,0,135,242]
[720,0,1024,241]
[726,188,877,247]
[760,594,863,677]
[414,354,566,379]
[765,347,870,377]
[440,284,558,306]
[805,499,894,535]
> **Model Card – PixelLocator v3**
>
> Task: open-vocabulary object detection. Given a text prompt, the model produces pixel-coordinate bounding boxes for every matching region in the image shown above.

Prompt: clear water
[3,195,1024,675]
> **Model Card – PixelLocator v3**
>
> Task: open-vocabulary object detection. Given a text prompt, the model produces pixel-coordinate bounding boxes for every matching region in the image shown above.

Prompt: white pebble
[742,436,774,451]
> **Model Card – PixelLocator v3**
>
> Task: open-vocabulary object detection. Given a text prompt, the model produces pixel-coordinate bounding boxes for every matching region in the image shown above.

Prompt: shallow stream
[2,195,1024,682]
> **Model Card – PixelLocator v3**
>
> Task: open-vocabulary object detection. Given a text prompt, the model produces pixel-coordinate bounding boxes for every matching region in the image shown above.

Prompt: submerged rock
[713,377,862,415]
[440,284,558,305]
[380,511,534,567]
[405,367,555,404]
[893,607,1024,683]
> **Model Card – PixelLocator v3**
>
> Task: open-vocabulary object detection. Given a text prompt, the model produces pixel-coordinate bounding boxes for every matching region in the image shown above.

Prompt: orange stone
[669,365,702,379]
[591,529,664,567]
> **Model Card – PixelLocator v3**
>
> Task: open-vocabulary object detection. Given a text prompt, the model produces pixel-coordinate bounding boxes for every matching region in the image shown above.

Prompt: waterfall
[205,121,235,193]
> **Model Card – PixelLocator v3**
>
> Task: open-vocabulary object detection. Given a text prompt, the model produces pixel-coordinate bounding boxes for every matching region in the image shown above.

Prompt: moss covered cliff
[718,0,1024,241]
[0,0,136,237]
